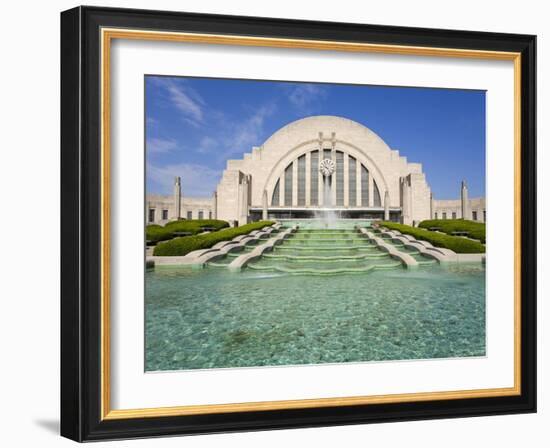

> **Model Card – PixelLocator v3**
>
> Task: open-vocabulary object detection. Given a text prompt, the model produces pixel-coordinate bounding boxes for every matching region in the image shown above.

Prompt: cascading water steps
[248,228,398,275]
[205,223,437,275]
[207,235,272,268]
[372,228,438,266]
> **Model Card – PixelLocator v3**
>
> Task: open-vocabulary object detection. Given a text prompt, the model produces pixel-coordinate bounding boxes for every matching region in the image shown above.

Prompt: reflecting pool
[145,237,486,371]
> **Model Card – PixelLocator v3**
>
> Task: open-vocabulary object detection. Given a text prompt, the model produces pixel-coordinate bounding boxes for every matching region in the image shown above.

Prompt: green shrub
[164,219,229,234]
[145,225,173,243]
[146,219,229,243]
[380,222,485,253]
[153,221,276,256]
[418,219,486,243]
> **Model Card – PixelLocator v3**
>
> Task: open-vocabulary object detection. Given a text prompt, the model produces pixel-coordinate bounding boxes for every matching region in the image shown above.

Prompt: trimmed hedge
[418,219,486,243]
[153,221,276,256]
[145,224,173,243]
[164,219,228,233]
[146,219,228,243]
[380,222,485,254]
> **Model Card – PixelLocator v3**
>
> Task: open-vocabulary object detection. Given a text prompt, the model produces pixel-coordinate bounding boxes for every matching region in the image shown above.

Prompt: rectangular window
[187,211,192,220]
[483,210,486,222]
[348,156,356,206]
[472,211,478,221]
[435,212,438,219]
[284,164,293,206]
[361,165,369,207]
[162,209,168,220]
[148,208,155,223]
[209,211,212,219]
[310,151,318,206]
[297,155,306,206]
[198,210,204,219]
[442,212,447,219]
[336,151,344,206]
[452,212,456,219]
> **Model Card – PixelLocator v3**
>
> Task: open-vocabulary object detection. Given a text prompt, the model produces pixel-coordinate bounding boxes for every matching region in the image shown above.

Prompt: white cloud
[154,78,205,127]
[147,162,222,197]
[287,84,328,112]
[219,103,276,161]
[197,136,218,154]
[146,78,280,193]
[146,137,178,154]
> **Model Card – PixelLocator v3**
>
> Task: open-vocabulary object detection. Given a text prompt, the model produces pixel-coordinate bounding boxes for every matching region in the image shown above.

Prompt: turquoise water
[145,224,485,371]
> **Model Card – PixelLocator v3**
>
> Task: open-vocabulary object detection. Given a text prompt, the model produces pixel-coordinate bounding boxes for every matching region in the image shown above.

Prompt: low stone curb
[228,225,298,271]
[147,224,278,267]
[359,228,418,268]
[378,227,485,264]
[381,231,448,263]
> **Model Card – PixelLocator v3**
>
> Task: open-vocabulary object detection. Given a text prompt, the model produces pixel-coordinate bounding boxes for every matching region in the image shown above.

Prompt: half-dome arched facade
[146,115,486,226]
[215,116,431,225]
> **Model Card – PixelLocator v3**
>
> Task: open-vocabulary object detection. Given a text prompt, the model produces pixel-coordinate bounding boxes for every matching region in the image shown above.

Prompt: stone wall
[146,195,214,225]
[433,197,486,222]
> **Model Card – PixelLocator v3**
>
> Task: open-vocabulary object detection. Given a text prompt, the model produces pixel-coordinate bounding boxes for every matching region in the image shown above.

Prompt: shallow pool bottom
[145,263,486,371]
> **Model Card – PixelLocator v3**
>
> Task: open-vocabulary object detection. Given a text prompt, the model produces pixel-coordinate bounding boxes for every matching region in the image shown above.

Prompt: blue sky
[145,76,485,199]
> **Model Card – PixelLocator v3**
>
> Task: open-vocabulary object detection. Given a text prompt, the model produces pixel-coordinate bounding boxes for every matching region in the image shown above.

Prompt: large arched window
[348,156,356,206]
[297,155,306,206]
[361,165,369,207]
[310,150,319,206]
[271,179,280,206]
[373,180,381,207]
[284,164,293,205]
[270,148,383,208]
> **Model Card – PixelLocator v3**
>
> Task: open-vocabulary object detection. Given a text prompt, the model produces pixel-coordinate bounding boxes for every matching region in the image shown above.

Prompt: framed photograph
[60,6,536,442]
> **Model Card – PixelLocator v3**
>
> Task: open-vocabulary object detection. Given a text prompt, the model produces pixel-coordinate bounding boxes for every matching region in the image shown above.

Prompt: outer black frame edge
[60,5,537,442]
[61,6,83,442]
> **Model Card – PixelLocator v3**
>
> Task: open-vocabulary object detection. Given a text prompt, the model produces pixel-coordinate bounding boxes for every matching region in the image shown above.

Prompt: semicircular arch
[263,140,390,206]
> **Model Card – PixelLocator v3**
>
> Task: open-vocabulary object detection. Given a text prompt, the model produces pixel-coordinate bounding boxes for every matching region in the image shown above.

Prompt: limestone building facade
[146,193,214,224]
[146,116,486,226]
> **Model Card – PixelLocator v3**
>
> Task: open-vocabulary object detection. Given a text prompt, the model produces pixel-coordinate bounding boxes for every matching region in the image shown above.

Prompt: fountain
[317,157,338,228]
[207,157,435,274]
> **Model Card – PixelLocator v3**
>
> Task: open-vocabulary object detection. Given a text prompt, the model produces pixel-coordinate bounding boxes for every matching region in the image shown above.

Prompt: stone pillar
[407,179,413,223]
[237,182,243,221]
[318,132,324,206]
[262,189,268,220]
[384,190,390,221]
[212,191,217,219]
[461,180,470,220]
[173,176,181,220]
[401,177,412,225]
[331,132,337,206]
[318,157,324,207]
[246,175,251,222]
[239,175,250,225]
